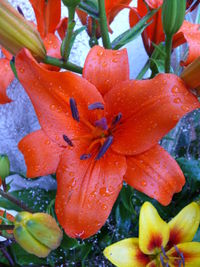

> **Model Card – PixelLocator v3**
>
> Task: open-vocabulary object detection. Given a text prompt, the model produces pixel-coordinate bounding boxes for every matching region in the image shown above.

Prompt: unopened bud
[14,212,63,258]
[162,0,186,36]
[0,0,46,60]
[0,154,10,180]
[181,57,200,91]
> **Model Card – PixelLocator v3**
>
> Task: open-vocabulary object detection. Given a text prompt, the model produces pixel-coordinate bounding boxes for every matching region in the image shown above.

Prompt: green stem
[136,59,150,80]
[0,189,32,213]
[62,6,76,62]
[42,56,83,74]
[165,34,173,73]
[98,0,111,49]
[78,2,99,18]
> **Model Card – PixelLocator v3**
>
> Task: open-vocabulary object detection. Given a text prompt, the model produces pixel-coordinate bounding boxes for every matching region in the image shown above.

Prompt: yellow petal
[103,238,150,267]
[168,202,200,246]
[139,202,170,255]
[167,242,200,267]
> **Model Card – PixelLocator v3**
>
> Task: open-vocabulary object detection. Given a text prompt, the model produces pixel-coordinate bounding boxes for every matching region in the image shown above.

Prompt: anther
[70,98,80,122]
[94,117,108,130]
[159,254,166,267]
[63,135,73,147]
[111,112,122,127]
[161,246,169,260]
[80,154,91,160]
[17,6,24,17]
[88,102,104,110]
[95,136,113,160]
[174,245,185,267]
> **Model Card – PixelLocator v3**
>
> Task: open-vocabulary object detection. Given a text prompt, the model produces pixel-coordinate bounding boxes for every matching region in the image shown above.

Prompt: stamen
[174,245,185,267]
[17,6,24,17]
[80,154,91,160]
[95,136,113,160]
[70,98,80,122]
[94,117,108,130]
[111,112,122,127]
[160,254,165,267]
[63,135,73,146]
[161,246,169,260]
[88,102,104,110]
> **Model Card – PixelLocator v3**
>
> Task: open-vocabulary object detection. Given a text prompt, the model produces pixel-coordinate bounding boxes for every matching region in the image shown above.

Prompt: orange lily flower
[0,47,14,104]
[104,201,200,267]
[15,45,199,239]
[77,0,132,38]
[129,0,200,64]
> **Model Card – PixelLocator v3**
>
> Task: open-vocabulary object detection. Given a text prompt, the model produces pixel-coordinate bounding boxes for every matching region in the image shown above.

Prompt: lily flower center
[63,99,122,160]
[158,246,185,267]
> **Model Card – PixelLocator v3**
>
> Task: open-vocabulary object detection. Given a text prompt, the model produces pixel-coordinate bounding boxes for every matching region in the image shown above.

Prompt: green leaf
[78,0,99,19]
[177,158,200,182]
[0,188,56,212]
[61,234,79,250]
[111,8,159,50]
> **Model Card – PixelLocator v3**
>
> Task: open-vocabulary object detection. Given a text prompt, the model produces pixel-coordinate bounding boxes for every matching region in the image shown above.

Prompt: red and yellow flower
[104,201,200,267]
[15,45,199,239]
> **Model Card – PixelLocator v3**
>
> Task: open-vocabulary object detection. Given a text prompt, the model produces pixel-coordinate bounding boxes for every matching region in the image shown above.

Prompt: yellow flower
[104,202,200,267]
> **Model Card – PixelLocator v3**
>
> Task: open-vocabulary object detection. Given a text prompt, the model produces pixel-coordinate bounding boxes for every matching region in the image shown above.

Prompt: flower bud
[0,154,10,180]
[13,212,63,258]
[181,57,200,90]
[162,0,186,36]
[62,0,80,8]
[0,0,46,60]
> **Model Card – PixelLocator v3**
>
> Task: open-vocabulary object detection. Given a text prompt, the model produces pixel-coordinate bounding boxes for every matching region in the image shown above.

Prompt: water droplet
[102,204,107,210]
[45,140,50,145]
[112,58,118,63]
[181,105,190,112]
[97,50,103,56]
[102,61,107,67]
[171,86,179,94]
[19,67,25,73]
[173,97,181,104]
[141,180,147,187]
[50,104,56,110]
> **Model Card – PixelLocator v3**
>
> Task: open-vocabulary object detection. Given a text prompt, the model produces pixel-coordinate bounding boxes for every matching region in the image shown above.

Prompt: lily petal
[55,147,126,239]
[104,73,200,155]
[56,17,68,40]
[173,20,200,66]
[15,49,104,146]
[29,0,61,37]
[124,145,185,206]
[83,46,129,95]
[168,202,200,246]
[144,0,163,8]
[18,130,63,178]
[167,242,200,267]
[139,202,170,255]
[103,238,150,267]
[0,58,14,104]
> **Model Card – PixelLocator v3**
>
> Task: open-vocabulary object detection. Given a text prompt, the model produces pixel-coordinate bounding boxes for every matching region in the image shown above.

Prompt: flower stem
[62,6,76,62]
[165,34,173,73]
[98,0,111,49]
[136,59,150,80]
[0,189,32,213]
[0,247,15,266]
[0,225,14,231]
[42,56,83,74]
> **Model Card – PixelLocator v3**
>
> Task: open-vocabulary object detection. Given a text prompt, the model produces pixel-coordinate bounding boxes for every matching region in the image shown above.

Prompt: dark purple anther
[80,154,92,160]
[159,255,165,267]
[70,98,80,122]
[17,6,24,17]
[174,245,185,267]
[88,102,104,110]
[112,112,122,127]
[94,117,108,130]
[161,246,169,260]
[95,136,113,160]
[63,135,73,147]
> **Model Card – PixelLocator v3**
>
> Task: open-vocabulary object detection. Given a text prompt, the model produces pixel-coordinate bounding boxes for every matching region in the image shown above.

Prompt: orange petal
[18,130,63,178]
[124,145,185,206]
[166,242,200,267]
[173,20,200,66]
[56,17,68,40]
[1,47,12,60]
[105,0,132,24]
[139,202,170,255]
[0,58,14,104]
[103,238,150,267]
[55,147,126,239]
[29,0,61,37]
[15,49,104,147]
[144,0,163,8]
[104,73,200,155]
[0,209,14,234]
[83,45,129,95]
[168,202,200,247]
[41,33,61,71]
